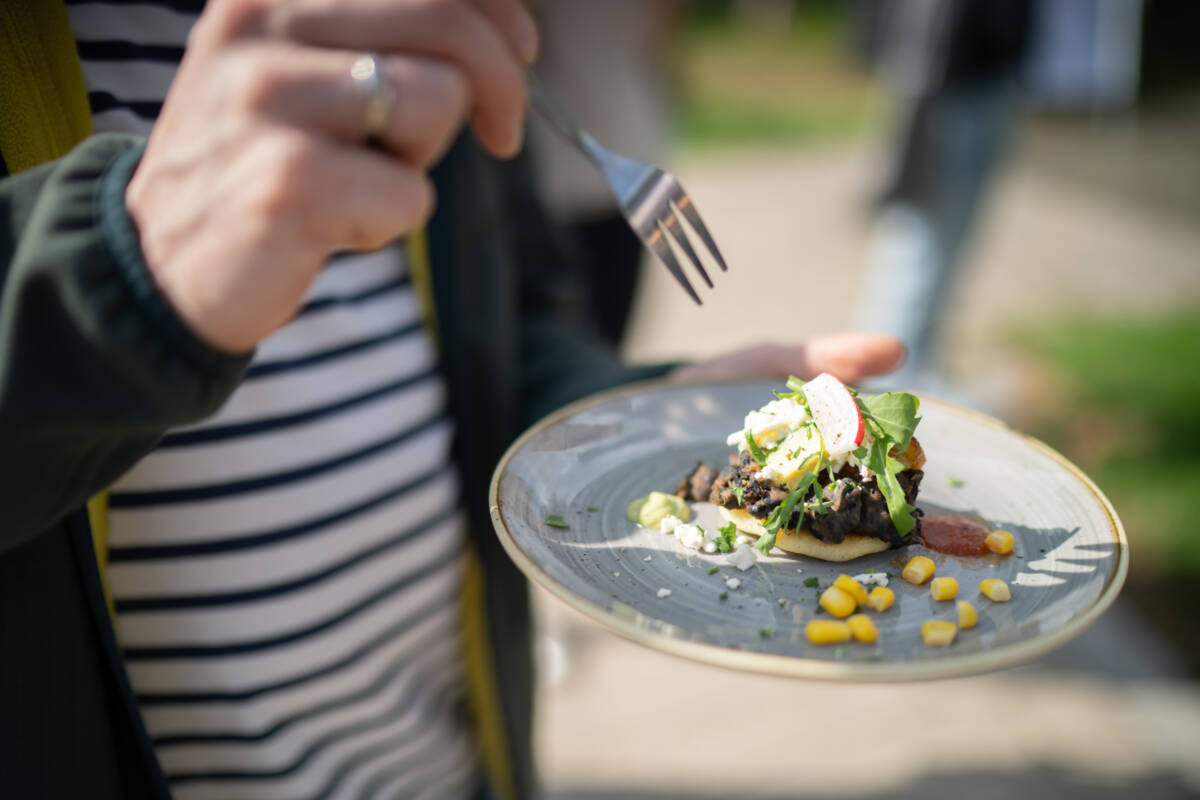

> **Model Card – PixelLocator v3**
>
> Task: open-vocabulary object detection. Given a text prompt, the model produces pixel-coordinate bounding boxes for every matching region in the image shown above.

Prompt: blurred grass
[1019,311,1200,572]
[669,5,878,148]
[1018,311,1200,673]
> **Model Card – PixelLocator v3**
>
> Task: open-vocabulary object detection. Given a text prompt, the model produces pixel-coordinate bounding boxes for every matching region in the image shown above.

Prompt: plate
[488,380,1128,681]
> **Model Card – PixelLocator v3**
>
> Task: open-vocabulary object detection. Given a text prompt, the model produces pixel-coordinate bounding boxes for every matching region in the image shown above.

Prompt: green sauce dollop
[625,491,690,528]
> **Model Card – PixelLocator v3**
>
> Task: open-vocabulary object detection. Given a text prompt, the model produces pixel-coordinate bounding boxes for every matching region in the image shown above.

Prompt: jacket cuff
[96,142,252,382]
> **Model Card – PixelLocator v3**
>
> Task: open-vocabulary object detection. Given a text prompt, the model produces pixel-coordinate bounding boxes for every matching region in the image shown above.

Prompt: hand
[126,0,537,354]
[668,332,906,386]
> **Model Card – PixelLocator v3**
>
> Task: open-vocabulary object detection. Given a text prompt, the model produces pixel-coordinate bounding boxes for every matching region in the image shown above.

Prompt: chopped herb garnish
[732,485,746,505]
[864,568,878,574]
[745,431,768,466]
[587,506,600,512]
[545,514,570,529]
[715,521,738,554]
[719,591,729,600]
[803,577,819,588]
[815,606,825,614]
[947,477,965,488]
[707,565,720,575]
[759,627,775,638]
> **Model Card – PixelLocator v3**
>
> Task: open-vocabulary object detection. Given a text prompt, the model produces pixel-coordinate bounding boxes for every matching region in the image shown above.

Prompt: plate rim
[488,378,1129,682]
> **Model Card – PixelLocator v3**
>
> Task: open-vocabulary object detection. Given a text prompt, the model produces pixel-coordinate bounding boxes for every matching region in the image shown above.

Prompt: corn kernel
[979,578,1012,602]
[957,600,978,629]
[929,576,958,601]
[819,585,857,618]
[921,620,957,647]
[805,620,852,645]
[986,529,1014,555]
[834,574,868,606]
[848,613,878,644]
[902,555,935,585]
[866,585,894,612]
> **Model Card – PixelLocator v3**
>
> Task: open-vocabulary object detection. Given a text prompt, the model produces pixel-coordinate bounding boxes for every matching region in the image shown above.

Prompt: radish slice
[803,373,865,457]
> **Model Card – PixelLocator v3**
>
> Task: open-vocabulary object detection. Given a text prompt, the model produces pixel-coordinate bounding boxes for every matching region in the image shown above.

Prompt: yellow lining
[0,2,92,173]
[86,493,116,623]
[408,233,518,798]
[459,545,518,800]
[404,228,439,348]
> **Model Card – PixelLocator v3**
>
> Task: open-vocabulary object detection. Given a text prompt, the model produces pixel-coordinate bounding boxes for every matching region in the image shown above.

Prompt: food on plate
[848,614,878,644]
[866,585,894,612]
[901,555,936,585]
[929,576,958,601]
[819,585,858,618]
[957,601,979,629]
[626,491,690,528]
[921,620,958,647]
[805,619,852,645]
[985,529,1015,555]
[688,373,925,563]
[833,574,869,606]
[979,578,1012,602]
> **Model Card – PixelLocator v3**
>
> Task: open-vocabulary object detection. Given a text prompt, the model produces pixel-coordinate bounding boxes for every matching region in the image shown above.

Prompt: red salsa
[921,516,992,556]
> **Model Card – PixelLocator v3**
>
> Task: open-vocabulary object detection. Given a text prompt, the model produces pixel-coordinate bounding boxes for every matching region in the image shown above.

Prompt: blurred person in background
[0,1,906,798]
[851,0,1034,392]
[527,0,681,349]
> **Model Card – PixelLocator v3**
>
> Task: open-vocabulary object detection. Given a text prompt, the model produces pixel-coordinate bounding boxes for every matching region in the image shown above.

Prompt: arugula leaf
[856,392,922,451]
[863,438,916,536]
[715,521,738,554]
[545,514,570,529]
[707,565,720,575]
[744,431,768,466]
[755,472,817,555]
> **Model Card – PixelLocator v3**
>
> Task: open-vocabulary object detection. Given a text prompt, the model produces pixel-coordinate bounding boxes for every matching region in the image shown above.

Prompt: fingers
[266,0,528,157]
[467,0,539,64]
[293,134,435,249]
[235,45,470,167]
[802,333,907,384]
[667,333,907,385]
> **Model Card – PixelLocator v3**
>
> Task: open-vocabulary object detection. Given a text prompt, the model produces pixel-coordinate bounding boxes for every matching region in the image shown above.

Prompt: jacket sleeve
[0,133,250,551]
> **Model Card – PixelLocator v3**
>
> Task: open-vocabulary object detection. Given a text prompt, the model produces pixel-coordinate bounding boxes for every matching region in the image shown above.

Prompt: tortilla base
[718,506,889,563]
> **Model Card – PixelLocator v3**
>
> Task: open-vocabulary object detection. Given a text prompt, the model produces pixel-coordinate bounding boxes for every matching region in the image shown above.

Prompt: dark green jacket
[0,123,668,800]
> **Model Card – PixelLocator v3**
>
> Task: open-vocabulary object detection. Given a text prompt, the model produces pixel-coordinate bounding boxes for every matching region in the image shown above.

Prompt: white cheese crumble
[724,576,741,590]
[659,514,684,534]
[854,572,888,588]
[656,588,672,599]
[674,523,719,554]
[726,543,757,571]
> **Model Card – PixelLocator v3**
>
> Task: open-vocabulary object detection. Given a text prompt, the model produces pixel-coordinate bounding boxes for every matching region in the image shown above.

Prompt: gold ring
[350,54,391,140]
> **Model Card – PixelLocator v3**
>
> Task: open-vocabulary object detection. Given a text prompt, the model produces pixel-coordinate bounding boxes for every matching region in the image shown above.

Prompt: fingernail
[515,11,539,64]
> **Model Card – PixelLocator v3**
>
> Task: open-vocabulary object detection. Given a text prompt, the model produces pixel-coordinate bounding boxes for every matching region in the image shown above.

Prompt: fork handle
[526,70,601,164]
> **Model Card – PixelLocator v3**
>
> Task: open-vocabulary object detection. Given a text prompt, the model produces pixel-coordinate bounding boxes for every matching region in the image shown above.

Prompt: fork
[527,72,728,305]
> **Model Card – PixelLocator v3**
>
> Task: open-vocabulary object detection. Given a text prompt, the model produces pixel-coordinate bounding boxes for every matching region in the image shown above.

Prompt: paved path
[535,140,1200,799]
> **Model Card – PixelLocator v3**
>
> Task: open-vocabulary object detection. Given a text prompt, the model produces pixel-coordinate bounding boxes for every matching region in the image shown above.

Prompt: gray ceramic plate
[489,380,1128,681]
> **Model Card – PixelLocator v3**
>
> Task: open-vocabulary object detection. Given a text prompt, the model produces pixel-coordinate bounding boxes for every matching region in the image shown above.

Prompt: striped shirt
[67,3,479,798]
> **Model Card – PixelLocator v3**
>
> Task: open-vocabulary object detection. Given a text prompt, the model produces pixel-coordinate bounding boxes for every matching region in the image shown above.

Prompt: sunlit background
[526,1,1200,798]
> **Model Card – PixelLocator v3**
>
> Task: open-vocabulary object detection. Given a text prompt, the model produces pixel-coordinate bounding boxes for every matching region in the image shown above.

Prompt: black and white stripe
[69,3,479,797]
